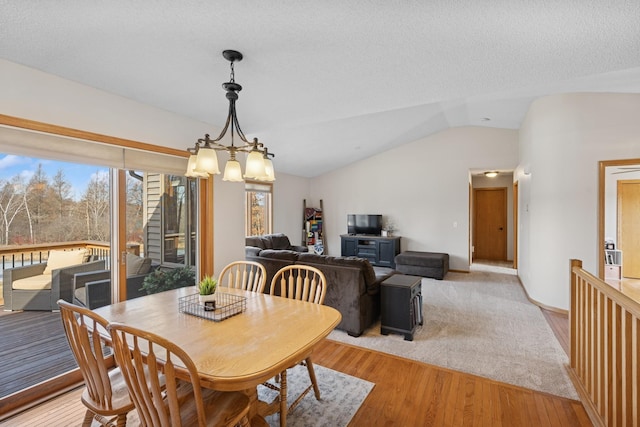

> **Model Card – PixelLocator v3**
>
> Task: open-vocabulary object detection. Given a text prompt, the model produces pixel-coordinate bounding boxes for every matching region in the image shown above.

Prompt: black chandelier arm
[207,100,236,144]
[230,101,251,144]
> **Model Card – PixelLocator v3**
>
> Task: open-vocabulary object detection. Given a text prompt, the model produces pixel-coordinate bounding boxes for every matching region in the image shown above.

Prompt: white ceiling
[2,1,640,177]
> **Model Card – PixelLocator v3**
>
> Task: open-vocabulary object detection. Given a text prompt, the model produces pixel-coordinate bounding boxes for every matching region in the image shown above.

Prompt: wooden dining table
[93,286,341,420]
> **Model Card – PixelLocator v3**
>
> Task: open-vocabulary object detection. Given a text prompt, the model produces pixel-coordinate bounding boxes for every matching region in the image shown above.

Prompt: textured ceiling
[2,1,640,177]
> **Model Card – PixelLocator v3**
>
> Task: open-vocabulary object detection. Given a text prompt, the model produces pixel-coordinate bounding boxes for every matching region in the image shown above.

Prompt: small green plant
[198,275,218,295]
[141,266,196,295]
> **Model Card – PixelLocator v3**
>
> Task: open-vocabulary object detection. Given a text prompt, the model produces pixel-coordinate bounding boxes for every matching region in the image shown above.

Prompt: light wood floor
[2,310,590,427]
[605,276,640,303]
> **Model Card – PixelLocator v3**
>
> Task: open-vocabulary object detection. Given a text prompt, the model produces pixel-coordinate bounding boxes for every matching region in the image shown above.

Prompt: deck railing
[0,241,110,271]
[569,259,639,427]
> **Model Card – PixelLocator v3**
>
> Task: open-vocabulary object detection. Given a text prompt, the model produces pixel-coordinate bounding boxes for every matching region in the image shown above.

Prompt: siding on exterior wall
[145,173,162,263]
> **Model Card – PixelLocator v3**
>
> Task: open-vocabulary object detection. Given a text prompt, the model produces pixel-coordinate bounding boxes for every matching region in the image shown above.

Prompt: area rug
[258,364,374,427]
[329,262,578,400]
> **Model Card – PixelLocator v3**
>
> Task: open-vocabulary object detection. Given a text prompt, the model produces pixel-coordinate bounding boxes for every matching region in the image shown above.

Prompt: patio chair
[72,255,158,309]
[57,300,134,427]
[217,260,267,293]
[267,265,327,427]
[107,321,251,427]
[3,249,105,311]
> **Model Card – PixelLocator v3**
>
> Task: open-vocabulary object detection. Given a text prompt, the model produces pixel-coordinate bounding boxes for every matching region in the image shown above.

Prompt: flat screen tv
[347,214,383,235]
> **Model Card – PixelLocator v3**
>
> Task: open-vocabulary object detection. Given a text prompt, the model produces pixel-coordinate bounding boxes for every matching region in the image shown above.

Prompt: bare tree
[48,169,74,241]
[0,176,27,245]
[82,171,110,241]
[25,164,49,243]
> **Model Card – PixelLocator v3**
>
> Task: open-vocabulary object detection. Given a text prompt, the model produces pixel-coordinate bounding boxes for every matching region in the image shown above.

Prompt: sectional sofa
[246,235,396,336]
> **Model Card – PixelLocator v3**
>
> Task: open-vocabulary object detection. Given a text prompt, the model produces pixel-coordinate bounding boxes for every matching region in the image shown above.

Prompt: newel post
[568,259,582,369]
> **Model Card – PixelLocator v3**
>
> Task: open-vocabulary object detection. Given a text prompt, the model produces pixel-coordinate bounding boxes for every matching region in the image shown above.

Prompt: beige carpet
[329,262,578,400]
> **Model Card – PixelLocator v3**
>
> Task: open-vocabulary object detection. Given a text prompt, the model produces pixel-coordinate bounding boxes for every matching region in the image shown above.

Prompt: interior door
[474,188,507,260]
[618,180,640,278]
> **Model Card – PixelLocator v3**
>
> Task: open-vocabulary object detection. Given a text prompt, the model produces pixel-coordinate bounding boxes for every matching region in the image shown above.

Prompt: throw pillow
[43,249,88,274]
[245,236,267,249]
[269,233,292,250]
[126,253,152,276]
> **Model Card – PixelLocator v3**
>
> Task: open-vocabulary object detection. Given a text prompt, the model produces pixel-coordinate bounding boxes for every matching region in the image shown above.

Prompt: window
[245,181,272,236]
[158,174,198,266]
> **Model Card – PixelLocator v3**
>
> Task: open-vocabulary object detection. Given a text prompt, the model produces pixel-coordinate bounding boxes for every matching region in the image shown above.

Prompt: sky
[0,154,108,200]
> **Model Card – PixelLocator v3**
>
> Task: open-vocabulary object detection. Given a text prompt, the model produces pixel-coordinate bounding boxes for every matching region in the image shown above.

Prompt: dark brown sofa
[245,233,308,253]
[246,247,396,337]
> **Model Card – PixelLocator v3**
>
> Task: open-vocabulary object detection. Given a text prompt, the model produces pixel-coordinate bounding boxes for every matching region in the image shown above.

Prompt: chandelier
[185,50,275,182]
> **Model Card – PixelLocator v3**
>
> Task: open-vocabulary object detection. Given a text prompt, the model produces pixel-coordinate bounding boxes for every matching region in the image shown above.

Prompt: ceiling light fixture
[484,171,498,178]
[185,50,275,182]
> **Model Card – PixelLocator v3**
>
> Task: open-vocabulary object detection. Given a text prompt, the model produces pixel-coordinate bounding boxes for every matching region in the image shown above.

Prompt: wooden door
[618,180,640,278]
[474,188,507,260]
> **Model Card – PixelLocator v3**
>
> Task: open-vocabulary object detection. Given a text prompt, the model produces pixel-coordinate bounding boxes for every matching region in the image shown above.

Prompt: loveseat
[246,247,396,336]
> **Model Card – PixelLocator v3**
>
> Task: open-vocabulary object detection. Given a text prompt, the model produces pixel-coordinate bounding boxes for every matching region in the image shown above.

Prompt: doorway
[473,187,507,261]
[599,159,640,281]
[617,180,640,278]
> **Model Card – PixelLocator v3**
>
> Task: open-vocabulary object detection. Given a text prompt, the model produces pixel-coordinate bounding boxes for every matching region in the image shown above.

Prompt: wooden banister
[569,259,639,427]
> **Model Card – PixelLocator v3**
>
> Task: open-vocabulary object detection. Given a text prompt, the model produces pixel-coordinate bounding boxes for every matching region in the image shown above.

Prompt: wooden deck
[0,309,77,398]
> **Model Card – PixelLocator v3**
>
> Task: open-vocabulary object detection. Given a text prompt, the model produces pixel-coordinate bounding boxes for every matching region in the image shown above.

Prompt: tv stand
[340,234,401,268]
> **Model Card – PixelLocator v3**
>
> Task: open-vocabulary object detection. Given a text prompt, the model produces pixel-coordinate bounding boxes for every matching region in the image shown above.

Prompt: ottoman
[394,251,449,280]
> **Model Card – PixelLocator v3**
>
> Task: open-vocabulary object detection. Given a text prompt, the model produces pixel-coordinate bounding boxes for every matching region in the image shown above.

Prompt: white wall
[310,126,519,270]
[518,93,640,310]
[272,173,311,246]
[0,59,212,147]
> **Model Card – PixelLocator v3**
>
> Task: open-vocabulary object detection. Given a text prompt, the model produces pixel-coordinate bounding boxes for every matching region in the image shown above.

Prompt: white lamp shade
[263,157,275,181]
[244,150,267,179]
[195,147,221,175]
[185,154,198,177]
[185,154,209,178]
[222,159,244,182]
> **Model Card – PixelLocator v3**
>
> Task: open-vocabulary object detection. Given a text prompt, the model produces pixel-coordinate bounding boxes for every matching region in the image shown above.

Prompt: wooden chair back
[218,260,267,293]
[57,300,130,415]
[107,322,250,427]
[270,265,327,305]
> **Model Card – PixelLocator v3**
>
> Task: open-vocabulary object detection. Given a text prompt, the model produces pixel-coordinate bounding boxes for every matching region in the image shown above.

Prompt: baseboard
[449,269,469,273]
[516,275,568,315]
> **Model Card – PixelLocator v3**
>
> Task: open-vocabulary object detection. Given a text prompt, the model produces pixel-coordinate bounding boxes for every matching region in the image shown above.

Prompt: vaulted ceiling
[2,1,640,177]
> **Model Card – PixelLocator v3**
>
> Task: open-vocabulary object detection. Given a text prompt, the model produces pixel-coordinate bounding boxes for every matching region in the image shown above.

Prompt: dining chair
[107,321,251,427]
[217,260,267,293]
[57,299,134,427]
[268,265,327,427]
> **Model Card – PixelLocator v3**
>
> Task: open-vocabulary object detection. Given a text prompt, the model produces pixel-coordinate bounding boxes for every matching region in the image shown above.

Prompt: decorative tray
[178,292,246,322]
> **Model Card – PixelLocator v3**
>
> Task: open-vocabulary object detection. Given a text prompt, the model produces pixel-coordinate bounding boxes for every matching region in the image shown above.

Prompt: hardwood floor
[313,338,590,426]
[540,308,570,356]
[605,276,640,303]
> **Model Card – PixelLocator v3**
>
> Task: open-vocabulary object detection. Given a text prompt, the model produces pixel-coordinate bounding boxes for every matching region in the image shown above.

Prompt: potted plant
[382,221,396,237]
[140,266,195,295]
[198,275,218,304]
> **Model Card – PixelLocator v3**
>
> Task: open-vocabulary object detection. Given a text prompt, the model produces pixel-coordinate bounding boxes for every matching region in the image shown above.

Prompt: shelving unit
[303,199,325,254]
[604,249,623,280]
[340,234,401,268]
